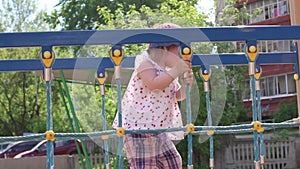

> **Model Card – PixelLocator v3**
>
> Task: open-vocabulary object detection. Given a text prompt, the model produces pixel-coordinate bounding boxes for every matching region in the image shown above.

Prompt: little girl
[113,23,193,169]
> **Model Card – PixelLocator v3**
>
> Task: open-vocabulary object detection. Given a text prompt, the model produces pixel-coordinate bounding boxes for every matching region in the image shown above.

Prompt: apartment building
[216,0,296,117]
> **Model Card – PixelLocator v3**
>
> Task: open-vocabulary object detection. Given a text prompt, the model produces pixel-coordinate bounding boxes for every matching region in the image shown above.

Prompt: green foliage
[274,100,298,123]
[96,1,209,29]
[0,0,71,136]
[0,0,48,32]
[219,0,262,26]
[271,128,293,140]
[45,0,199,30]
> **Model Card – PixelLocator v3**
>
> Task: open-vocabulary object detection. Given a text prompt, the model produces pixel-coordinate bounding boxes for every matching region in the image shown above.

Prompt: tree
[0,0,48,32]
[0,0,70,136]
[45,0,198,30]
[274,100,298,123]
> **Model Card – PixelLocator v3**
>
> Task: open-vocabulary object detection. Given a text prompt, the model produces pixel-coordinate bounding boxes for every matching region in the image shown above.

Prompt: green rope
[57,81,86,169]
[59,71,92,169]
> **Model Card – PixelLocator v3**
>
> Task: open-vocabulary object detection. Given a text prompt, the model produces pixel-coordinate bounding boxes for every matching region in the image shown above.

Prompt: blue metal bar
[0,52,297,72]
[1,26,300,48]
[192,52,297,66]
[46,81,54,169]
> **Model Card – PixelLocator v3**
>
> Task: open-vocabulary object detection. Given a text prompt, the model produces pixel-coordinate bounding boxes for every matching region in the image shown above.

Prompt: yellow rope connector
[45,130,55,141]
[101,135,109,140]
[254,70,262,80]
[40,51,55,68]
[200,70,211,82]
[252,121,264,133]
[116,127,125,137]
[207,130,215,136]
[110,47,124,66]
[258,127,265,133]
[245,45,259,62]
[186,124,195,133]
[180,46,193,60]
[95,72,107,85]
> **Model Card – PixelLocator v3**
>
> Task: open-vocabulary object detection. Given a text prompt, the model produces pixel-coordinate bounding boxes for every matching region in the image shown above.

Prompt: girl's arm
[137,60,174,90]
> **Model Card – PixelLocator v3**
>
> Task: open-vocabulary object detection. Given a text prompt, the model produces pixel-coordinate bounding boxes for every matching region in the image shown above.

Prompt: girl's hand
[182,59,193,85]
[181,70,194,85]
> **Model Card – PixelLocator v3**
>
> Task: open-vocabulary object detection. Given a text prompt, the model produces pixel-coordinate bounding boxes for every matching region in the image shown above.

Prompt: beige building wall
[289,0,300,131]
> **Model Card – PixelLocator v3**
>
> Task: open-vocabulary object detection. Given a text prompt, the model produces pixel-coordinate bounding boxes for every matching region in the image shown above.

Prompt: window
[287,74,296,93]
[248,0,290,24]
[242,73,296,100]
[277,75,286,94]
[267,76,276,96]
[258,40,292,53]
[261,78,269,96]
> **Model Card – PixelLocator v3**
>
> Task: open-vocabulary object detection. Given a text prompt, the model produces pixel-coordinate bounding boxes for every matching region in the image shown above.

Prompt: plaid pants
[124,133,182,169]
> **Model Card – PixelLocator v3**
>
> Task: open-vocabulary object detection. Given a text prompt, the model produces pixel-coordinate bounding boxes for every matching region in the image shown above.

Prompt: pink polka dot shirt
[113,52,184,140]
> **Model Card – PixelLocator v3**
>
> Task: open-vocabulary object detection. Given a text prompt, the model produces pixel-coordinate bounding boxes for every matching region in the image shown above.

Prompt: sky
[40,0,215,22]
[197,0,215,22]
[40,0,59,13]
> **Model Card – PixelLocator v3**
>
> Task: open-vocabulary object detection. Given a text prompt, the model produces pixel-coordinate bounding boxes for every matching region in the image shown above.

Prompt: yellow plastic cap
[294,74,299,80]
[43,51,52,59]
[183,47,191,55]
[113,49,121,57]
[249,46,257,53]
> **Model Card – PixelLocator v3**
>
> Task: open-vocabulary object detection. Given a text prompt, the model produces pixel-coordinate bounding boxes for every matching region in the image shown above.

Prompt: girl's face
[165,45,180,67]
[168,45,179,56]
